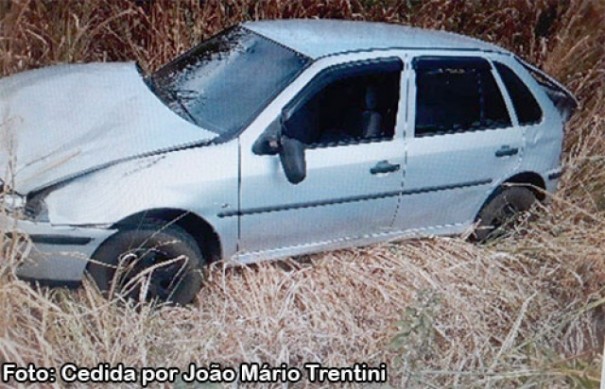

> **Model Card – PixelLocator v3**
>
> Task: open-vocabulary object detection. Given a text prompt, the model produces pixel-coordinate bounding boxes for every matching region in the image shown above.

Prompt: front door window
[283,59,402,147]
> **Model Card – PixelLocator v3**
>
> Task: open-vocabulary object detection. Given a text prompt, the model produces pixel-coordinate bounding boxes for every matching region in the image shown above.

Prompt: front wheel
[88,222,205,305]
[472,186,537,242]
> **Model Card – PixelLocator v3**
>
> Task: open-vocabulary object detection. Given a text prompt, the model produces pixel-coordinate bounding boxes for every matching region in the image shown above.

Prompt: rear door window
[414,57,511,137]
[494,62,543,126]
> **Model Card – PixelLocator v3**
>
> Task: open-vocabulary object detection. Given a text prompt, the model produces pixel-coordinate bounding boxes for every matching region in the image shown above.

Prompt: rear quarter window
[494,62,543,126]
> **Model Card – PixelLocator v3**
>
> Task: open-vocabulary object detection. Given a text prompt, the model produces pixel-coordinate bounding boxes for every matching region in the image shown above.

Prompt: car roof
[243,19,508,59]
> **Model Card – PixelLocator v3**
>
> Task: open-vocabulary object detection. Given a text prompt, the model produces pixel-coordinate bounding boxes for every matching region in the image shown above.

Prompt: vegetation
[1,0,604,387]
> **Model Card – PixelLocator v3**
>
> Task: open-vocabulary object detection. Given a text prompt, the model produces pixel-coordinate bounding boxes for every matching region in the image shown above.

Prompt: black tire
[473,186,537,242]
[88,221,205,305]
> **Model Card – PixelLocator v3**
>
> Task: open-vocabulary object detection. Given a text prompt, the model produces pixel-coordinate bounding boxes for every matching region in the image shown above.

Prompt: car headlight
[24,193,49,223]
[0,177,26,216]
[0,186,49,223]
[0,176,50,222]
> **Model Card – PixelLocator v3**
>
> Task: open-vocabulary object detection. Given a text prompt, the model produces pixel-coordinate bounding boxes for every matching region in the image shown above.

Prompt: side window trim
[401,56,412,139]
[405,55,417,139]
[487,59,520,127]
[412,55,491,71]
[283,57,404,121]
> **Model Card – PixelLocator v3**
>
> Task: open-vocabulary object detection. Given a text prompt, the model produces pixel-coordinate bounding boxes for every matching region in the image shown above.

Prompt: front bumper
[1,213,116,283]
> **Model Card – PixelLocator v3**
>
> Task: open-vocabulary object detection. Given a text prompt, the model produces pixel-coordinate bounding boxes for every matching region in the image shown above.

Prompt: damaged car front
[0,25,310,303]
[0,59,216,285]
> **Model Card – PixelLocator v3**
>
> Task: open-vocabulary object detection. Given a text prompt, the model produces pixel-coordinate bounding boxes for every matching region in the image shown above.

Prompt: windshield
[149,27,311,137]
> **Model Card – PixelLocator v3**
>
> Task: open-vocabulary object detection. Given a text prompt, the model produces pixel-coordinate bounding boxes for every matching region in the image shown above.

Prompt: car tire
[88,221,205,305]
[472,186,537,242]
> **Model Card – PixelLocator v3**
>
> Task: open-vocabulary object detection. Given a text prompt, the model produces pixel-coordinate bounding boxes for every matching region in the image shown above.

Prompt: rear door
[393,55,524,233]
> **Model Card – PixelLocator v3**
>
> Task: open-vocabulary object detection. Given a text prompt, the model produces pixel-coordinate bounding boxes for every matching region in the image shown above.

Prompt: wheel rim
[484,201,520,240]
[113,247,187,301]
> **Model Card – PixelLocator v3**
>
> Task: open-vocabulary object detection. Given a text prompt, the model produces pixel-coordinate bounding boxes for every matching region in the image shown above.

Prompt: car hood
[0,62,217,194]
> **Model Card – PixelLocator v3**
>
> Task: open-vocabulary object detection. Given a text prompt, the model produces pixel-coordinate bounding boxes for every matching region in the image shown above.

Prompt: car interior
[283,70,401,147]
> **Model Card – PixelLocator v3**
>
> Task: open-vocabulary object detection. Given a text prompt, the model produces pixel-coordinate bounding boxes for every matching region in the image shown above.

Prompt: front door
[237,57,406,260]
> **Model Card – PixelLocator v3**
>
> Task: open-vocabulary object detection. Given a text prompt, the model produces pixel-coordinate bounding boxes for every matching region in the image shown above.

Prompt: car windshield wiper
[143,74,202,127]
[171,90,201,127]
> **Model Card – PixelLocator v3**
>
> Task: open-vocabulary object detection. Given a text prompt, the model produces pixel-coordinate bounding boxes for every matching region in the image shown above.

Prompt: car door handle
[495,145,519,158]
[370,160,400,175]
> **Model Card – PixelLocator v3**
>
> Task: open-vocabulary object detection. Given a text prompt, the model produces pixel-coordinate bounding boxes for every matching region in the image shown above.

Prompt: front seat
[361,85,383,139]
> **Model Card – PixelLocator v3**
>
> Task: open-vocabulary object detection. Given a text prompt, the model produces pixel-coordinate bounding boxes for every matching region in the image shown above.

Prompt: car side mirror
[252,132,281,155]
[279,135,306,184]
[252,120,281,155]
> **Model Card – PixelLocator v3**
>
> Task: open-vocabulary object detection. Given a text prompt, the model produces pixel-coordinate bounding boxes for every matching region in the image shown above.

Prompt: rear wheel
[88,221,205,305]
[473,186,537,242]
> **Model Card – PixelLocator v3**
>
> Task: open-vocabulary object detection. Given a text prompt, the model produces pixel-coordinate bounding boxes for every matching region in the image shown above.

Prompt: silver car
[0,20,577,304]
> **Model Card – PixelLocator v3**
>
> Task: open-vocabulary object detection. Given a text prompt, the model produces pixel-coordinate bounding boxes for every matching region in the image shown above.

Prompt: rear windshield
[149,27,311,138]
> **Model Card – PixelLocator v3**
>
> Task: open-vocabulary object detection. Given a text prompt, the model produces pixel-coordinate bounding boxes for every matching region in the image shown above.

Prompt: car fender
[42,142,240,258]
[472,170,548,221]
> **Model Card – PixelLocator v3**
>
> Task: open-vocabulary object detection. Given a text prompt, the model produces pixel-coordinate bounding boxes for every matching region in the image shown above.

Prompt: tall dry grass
[0,0,604,387]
